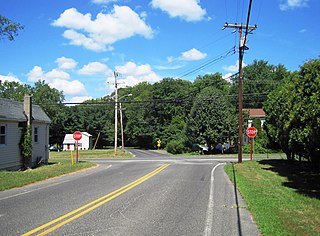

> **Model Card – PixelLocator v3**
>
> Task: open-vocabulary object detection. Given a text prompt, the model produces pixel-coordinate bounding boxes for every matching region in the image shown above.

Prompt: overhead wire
[175,47,236,79]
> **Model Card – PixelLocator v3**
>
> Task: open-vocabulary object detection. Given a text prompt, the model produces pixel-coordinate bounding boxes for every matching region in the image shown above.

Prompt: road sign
[73,131,82,141]
[246,127,257,138]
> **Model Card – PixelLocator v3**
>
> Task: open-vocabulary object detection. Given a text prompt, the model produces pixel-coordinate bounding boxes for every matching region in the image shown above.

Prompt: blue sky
[0,0,319,103]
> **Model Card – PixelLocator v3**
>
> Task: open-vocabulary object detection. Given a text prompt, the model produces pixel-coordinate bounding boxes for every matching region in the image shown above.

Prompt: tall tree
[231,60,289,108]
[0,81,31,101]
[264,58,320,172]
[186,87,237,150]
[0,15,24,41]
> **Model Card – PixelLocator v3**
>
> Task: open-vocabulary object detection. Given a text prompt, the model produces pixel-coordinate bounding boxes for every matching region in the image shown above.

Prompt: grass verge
[49,149,132,159]
[224,159,320,236]
[0,160,95,191]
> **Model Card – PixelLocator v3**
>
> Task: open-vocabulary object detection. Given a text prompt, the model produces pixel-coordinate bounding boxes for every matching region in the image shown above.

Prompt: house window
[34,127,39,143]
[0,125,6,145]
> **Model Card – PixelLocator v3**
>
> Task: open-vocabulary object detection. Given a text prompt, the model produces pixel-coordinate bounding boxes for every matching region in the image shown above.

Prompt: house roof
[63,134,75,144]
[82,132,92,137]
[244,108,266,118]
[63,132,92,144]
[0,98,51,123]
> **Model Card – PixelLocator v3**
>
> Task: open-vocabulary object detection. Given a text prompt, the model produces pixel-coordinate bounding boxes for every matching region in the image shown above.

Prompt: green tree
[31,81,65,145]
[264,58,320,172]
[231,60,288,108]
[0,81,31,101]
[186,87,237,151]
[20,126,32,169]
[0,15,24,41]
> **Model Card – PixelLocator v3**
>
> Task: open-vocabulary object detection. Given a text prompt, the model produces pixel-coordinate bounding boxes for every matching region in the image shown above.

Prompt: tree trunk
[310,150,320,173]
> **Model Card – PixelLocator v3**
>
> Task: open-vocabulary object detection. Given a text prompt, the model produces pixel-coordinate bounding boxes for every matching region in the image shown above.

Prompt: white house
[0,95,51,170]
[63,132,92,151]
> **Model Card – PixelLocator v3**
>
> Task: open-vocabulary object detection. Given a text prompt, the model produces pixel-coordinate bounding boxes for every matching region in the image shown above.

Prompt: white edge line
[204,162,226,236]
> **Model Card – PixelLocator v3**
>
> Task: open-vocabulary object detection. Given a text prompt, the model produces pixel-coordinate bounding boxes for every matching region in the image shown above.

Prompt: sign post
[73,131,82,163]
[246,127,257,160]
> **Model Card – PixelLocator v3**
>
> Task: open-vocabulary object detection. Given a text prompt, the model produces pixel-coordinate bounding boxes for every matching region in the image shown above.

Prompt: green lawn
[0,160,95,191]
[225,160,320,236]
[49,148,132,159]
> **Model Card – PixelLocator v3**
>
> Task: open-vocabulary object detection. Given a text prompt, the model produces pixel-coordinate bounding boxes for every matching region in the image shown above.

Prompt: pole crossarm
[224,23,257,30]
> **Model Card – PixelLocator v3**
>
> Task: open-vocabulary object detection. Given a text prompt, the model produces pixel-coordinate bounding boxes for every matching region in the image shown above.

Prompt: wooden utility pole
[224,23,257,163]
[114,71,119,156]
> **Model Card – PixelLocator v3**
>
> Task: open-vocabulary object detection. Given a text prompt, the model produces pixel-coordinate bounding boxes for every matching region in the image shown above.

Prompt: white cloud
[280,0,308,11]
[0,74,22,83]
[222,73,233,83]
[151,0,206,22]
[78,62,110,75]
[56,57,78,70]
[46,69,70,81]
[49,79,86,95]
[52,6,154,52]
[27,66,45,82]
[28,66,71,82]
[180,48,207,61]
[107,61,161,88]
[27,65,87,96]
[67,96,93,104]
[223,60,247,73]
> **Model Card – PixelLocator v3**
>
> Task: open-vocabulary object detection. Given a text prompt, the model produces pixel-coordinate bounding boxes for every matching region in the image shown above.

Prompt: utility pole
[224,23,257,163]
[114,71,119,156]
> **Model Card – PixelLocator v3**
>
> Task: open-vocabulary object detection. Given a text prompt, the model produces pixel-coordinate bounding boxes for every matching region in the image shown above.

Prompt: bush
[166,140,186,154]
[20,126,32,169]
[243,141,268,154]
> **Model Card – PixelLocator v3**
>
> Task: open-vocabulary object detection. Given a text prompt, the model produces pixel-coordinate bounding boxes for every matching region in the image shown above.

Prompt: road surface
[0,149,259,236]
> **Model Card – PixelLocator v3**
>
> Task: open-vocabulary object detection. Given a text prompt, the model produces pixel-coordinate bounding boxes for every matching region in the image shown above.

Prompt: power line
[175,47,236,79]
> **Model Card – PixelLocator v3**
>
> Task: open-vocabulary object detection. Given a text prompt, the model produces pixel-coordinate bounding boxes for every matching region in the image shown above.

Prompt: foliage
[186,85,238,151]
[20,126,32,169]
[166,140,187,154]
[264,58,320,171]
[231,60,289,108]
[0,81,31,101]
[0,15,24,41]
[243,142,268,154]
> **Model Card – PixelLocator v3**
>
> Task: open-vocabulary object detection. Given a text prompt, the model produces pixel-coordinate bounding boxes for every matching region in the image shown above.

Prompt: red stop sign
[246,127,257,138]
[73,131,82,141]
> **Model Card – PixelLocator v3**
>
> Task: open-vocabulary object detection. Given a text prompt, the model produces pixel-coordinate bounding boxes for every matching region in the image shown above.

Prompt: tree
[0,81,31,101]
[185,87,237,151]
[31,81,66,145]
[0,15,24,41]
[264,58,320,172]
[231,60,289,108]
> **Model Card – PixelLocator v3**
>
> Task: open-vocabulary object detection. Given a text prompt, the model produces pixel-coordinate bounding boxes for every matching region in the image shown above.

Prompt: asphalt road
[0,149,259,236]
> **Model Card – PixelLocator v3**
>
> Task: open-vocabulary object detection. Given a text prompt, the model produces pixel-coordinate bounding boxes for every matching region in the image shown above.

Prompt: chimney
[24,94,33,126]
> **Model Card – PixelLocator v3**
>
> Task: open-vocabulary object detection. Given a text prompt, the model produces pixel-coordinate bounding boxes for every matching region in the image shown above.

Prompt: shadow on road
[258,159,320,199]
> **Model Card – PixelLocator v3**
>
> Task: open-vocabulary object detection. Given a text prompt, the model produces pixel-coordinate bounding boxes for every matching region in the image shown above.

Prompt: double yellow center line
[22,164,170,236]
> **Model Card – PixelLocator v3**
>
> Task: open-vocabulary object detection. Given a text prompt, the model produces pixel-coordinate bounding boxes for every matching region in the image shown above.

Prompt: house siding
[0,121,22,170]
[32,122,50,166]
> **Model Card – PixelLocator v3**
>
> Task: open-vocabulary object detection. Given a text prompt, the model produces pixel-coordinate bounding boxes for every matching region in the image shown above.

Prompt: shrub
[243,141,268,154]
[166,140,186,154]
[20,126,32,169]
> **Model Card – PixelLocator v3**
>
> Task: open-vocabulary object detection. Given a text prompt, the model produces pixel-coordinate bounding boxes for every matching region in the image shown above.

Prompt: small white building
[63,132,92,151]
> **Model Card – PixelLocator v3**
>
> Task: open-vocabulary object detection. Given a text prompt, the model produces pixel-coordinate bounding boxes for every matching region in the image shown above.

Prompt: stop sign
[246,127,257,138]
[73,131,82,141]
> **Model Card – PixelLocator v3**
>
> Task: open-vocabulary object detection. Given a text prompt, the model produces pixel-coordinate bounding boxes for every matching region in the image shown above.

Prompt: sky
[0,0,319,103]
